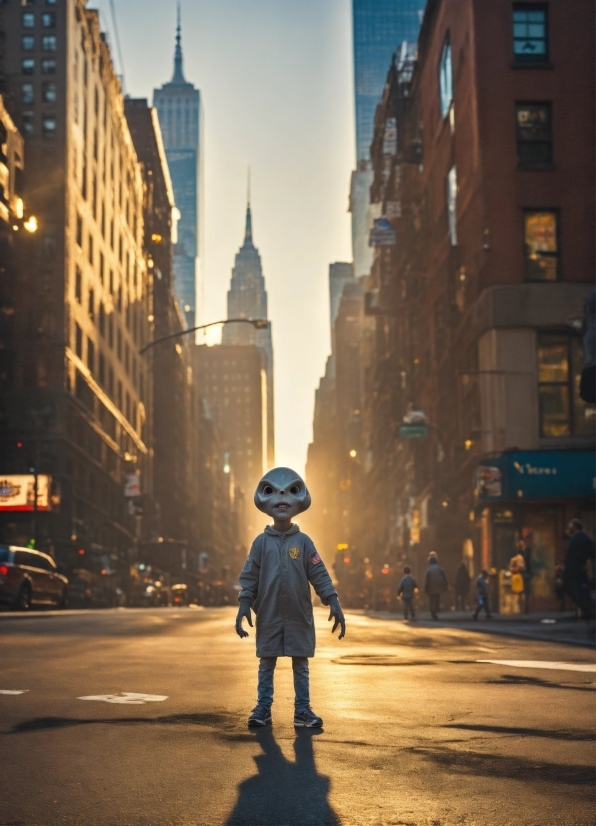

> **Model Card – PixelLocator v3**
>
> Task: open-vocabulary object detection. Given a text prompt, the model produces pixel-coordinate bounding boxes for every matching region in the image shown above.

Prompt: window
[22,12,35,28]
[76,215,83,247]
[22,83,34,104]
[22,36,35,51]
[446,166,457,245]
[98,302,105,335]
[42,35,56,51]
[42,12,55,27]
[45,0,57,5]
[42,116,56,139]
[41,58,56,74]
[87,338,95,373]
[75,267,82,302]
[513,4,548,63]
[439,37,453,117]
[88,287,94,319]
[98,354,105,385]
[99,251,104,284]
[524,210,558,281]
[75,323,83,358]
[42,82,56,103]
[516,103,551,167]
[537,334,594,437]
[88,233,93,265]
[22,112,34,136]
[22,59,35,75]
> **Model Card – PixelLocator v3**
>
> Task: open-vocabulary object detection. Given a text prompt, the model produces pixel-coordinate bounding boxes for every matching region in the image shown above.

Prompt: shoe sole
[293,720,323,728]
[248,718,271,726]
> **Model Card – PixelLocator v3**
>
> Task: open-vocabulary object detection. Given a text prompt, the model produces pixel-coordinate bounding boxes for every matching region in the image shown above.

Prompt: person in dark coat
[424,554,448,620]
[397,565,418,619]
[473,570,492,620]
[563,519,595,620]
[518,531,534,614]
[454,561,471,611]
[236,468,345,729]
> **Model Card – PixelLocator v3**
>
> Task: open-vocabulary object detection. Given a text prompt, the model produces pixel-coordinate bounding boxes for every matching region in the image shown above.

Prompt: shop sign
[0,475,51,511]
[382,118,397,155]
[124,472,141,498]
[369,218,396,247]
[477,451,595,501]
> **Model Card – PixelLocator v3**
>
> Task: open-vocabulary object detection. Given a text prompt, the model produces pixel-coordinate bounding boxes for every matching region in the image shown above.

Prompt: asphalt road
[0,607,594,826]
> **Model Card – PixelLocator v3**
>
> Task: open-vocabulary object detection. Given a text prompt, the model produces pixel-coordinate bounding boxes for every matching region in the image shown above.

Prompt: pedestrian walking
[473,570,492,620]
[236,467,345,729]
[562,519,595,622]
[424,554,448,620]
[454,560,471,611]
[518,530,533,613]
[397,565,418,620]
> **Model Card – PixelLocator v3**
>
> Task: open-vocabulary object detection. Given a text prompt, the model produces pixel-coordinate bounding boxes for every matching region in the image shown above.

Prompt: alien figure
[235,467,345,728]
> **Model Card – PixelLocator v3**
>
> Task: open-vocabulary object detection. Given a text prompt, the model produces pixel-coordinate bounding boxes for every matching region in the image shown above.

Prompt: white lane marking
[0,689,29,695]
[77,692,168,704]
[477,660,596,673]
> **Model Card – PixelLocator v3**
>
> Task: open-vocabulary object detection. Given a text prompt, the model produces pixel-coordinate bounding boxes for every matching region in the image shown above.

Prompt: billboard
[477,451,595,501]
[0,475,51,511]
[369,218,396,247]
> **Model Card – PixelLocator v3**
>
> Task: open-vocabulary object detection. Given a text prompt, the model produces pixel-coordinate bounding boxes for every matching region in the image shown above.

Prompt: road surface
[0,607,594,826]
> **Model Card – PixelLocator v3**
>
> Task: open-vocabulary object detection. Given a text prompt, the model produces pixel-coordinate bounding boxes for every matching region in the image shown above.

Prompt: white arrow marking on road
[0,689,29,695]
[477,660,596,673]
[77,692,168,704]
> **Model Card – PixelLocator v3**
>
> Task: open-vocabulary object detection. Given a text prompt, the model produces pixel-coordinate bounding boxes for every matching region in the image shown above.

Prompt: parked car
[0,545,69,610]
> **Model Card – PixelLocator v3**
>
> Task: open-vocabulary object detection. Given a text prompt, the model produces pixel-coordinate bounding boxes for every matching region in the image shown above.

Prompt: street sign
[399,424,428,438]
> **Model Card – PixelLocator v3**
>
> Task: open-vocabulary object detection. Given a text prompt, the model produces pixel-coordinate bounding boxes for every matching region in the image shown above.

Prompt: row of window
[21,11,55,28]
[74,323,142,430]
[22,81,56,104]
[21,34,56,50]
[21,111,55,138]
[21,57,56,74]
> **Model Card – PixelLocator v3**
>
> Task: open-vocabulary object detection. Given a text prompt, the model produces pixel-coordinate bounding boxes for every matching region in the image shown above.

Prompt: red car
[0,545,69,610]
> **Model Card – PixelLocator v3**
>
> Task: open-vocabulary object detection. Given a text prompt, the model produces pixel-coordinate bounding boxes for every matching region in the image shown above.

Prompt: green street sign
[399,424,429,439]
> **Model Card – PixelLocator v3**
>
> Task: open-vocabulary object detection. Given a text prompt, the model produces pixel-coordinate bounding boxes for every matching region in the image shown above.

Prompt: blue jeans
[257,656,310,710]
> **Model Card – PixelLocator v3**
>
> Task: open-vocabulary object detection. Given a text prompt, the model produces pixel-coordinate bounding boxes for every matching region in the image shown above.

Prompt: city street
[0,607,594,826]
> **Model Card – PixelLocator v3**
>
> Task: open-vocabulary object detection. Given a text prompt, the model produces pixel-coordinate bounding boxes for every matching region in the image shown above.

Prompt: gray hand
[235,601,253,638]
[327,595,345,639]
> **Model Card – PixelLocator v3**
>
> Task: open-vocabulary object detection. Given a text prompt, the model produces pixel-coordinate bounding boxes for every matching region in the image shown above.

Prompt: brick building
[309,0,595,611]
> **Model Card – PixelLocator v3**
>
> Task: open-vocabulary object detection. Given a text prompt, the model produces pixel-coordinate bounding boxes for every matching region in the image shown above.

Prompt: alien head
[254,467,311,520]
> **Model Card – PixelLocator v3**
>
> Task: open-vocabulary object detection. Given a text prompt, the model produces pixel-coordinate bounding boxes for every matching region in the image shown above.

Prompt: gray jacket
[424,563,448,595]
[397,575,418,599]
[238,524,337,658]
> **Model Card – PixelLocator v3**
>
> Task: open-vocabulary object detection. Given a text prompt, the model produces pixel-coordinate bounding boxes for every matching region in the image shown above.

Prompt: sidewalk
[362,608,595,648]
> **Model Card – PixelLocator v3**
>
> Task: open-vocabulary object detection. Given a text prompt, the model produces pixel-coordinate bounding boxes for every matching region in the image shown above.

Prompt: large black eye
[263,485,273,495]
[290,485,300,495]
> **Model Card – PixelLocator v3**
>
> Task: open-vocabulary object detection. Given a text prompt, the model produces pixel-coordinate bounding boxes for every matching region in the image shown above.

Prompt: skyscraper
[222,200,274,468]
[153,8,203,329]
[350,0,426,277]
[353,0,426,163]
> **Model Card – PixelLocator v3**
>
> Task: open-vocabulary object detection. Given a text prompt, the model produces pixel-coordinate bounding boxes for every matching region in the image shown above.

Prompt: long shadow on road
[225,727,339,826]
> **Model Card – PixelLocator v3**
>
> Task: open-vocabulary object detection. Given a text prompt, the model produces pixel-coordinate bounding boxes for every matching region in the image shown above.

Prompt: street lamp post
[139,318,269,356]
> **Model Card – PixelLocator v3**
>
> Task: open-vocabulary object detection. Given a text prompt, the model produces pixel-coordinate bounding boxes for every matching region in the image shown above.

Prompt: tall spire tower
[223,192,275,467]
[153,4,204,329]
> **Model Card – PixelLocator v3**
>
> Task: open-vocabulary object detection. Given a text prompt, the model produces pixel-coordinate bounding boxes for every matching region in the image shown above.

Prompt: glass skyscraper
[153,15,203,329]
[353,0,426,163]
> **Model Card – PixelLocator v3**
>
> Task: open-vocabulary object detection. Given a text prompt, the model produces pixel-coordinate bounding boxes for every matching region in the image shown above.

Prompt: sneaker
[248,704,272,727]
[294,706,323,728]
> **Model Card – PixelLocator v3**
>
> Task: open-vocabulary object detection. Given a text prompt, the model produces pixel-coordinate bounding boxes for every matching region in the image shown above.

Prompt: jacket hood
[264,524,300,537]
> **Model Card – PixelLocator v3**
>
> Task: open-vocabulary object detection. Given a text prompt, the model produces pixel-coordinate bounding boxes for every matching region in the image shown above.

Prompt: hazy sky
[93,0,355,475]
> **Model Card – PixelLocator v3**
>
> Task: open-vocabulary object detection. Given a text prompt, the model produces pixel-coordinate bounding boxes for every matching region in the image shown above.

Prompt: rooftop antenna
[247,166,251,206]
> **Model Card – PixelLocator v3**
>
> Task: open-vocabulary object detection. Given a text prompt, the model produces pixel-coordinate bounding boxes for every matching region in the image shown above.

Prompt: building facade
[364,0,594,608]
[153,13,203,330]
[222,202,274,468]
[0,0,152,576]
[193,344,268,545]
